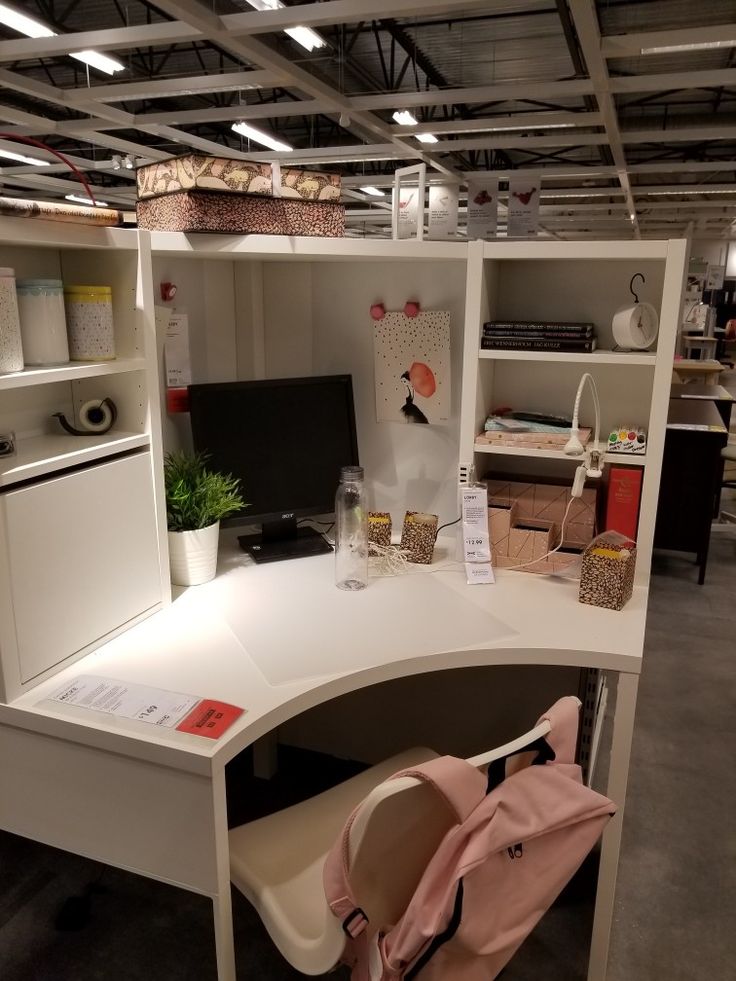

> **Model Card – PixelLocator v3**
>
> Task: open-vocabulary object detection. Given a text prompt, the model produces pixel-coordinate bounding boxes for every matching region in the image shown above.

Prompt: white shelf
[474,443,647,466]
[149,231,468,262]
[0,358,147,392]
[0,431,150,488]
[479,349,657,365]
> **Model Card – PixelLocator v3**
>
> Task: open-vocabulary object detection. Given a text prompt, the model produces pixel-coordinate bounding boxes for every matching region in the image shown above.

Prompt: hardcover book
[481,336,598,352]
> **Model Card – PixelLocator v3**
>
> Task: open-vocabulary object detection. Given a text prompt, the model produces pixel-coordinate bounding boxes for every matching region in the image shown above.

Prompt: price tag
[461,486,494,584]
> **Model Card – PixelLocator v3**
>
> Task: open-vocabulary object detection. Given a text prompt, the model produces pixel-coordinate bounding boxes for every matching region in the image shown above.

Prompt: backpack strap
[535,695,581,764]
[324,756,485,941]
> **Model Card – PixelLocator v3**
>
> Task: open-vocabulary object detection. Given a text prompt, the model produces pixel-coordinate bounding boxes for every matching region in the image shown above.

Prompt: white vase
[168,521,220,586]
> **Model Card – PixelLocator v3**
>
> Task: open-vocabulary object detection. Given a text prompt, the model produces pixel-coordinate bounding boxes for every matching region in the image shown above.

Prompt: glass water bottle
[335,466,368,590]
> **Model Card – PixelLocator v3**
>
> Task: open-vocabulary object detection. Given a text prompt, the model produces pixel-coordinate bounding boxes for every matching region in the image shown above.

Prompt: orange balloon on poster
[409,361,436,398]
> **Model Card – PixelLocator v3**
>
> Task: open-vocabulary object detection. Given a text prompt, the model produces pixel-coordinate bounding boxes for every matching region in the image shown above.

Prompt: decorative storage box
[136,153,344,237]
[137,154,342,202]
[368,512,392,552]
[137,192,345,237]
[16,279,69,366]
[578,533,636,611]
[485,476,597,549]
[63,285,116,362]
[400,512,438,564]
[0,267,23,374]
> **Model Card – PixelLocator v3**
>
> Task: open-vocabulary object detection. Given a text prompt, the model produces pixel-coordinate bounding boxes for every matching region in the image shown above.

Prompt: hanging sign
[466,178,498,239]
[507,179,540,237]
[428,184,459,239]
[706,265,725,291]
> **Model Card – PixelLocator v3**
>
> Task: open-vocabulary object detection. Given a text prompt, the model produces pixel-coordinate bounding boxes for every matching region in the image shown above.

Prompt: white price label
[461,486,494,583]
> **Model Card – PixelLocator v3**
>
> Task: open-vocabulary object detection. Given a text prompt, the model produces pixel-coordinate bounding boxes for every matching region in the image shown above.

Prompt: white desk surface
[0,534,648,774]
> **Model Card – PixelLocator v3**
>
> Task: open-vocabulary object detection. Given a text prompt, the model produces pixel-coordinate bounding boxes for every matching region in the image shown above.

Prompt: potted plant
[164,450,246,586]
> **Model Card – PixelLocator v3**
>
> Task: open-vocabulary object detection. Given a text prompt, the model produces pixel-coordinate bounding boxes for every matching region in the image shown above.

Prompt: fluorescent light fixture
[636,188,736,196]
[243,1,326,52]
[415,133,439,144]
[360,186,386,197]
[641,40,736,55]
[0,3,124,74]
[70,50,125,75]
[393,110,418,126]
[0,149,50,166]
[232,121,293,152]
[65,194,109,207]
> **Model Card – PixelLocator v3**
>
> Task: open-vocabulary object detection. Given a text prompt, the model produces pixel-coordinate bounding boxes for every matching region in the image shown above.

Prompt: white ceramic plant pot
[168,521,220,586]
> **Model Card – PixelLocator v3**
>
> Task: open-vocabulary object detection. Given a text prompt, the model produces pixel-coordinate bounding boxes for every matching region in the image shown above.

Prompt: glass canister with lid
[16,279,70,366]
[64,284,116,362]
[0,267,24,374]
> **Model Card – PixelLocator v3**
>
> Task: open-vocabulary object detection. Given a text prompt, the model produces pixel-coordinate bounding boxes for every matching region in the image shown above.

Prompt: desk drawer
[0,452,162,694]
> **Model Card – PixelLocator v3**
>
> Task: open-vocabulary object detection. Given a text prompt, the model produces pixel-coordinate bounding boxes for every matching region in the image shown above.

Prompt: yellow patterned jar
[63,285,115,362]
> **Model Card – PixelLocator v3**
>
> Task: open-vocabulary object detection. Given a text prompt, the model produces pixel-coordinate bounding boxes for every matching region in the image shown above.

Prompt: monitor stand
[238,516,333,564]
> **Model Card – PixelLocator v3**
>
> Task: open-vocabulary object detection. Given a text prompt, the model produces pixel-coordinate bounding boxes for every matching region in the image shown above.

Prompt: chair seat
[229,746,438,976]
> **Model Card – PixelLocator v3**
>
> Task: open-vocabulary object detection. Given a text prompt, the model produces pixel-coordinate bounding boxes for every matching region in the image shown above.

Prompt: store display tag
[461,485,494,584]
[49,675,244,739]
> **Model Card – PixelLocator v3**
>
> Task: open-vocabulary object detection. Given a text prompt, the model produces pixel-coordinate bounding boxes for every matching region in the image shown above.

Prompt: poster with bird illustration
[373,310,451,425]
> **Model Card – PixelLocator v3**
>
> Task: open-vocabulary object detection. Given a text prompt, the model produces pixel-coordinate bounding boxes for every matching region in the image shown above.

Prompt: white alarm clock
[612,301,659,350]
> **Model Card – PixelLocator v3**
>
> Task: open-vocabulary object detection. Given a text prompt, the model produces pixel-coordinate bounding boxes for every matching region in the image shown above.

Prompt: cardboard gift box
[136,191,345,237]
[137,154,341,202]
[485,477,596,549]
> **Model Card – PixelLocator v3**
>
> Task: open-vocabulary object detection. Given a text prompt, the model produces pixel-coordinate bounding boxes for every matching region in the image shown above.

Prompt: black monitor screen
[188,375,359,527]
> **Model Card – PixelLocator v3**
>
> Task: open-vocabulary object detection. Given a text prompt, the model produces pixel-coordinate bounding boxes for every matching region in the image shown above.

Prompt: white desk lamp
[564,372,603,480]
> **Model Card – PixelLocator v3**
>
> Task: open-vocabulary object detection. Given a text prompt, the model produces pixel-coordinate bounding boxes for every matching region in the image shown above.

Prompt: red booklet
[604,467,643,540]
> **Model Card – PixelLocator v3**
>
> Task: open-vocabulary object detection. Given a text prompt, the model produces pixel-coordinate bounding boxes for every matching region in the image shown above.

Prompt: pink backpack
[324,697,616,980]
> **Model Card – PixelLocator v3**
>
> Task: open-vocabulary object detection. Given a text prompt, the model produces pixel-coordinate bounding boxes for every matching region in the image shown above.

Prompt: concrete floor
[0,537,734,980]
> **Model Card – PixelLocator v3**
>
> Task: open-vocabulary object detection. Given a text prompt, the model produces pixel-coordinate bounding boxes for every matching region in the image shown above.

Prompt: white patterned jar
[64,284,116,362]
[17,279,70,366]
[0,267,24,374]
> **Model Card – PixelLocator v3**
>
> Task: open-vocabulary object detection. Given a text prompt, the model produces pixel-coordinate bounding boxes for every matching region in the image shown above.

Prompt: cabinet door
[0,452,161,685]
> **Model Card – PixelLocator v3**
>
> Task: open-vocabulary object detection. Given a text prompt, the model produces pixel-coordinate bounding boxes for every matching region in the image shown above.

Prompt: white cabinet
[0,453,162,696]
[0,218,169,701]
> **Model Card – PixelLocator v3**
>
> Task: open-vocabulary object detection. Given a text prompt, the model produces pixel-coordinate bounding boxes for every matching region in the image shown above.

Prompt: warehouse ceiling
[0,0,734,239]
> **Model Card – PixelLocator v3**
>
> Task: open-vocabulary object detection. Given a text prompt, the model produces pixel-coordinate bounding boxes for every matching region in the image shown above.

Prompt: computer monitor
[188,375,359,563]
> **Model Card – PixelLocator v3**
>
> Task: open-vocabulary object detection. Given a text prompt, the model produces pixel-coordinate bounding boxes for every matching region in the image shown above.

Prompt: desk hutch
[0,216,687,981]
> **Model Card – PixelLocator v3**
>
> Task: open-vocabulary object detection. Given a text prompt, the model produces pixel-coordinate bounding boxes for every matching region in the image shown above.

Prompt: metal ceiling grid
[0,0,731,239]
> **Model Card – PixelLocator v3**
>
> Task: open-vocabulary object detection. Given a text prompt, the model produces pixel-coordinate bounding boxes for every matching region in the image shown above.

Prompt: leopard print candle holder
[368,512,392,554]
[578,534,636,611]
[400,511,439,564]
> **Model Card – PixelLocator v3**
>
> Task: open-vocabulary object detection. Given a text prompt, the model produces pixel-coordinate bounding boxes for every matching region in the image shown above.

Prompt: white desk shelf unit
[0,218,169,701]
[0,228,688,981]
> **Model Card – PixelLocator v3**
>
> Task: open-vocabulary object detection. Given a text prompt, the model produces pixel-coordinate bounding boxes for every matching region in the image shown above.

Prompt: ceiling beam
[601,24,736,59]
[64,70,283,105]
[623,126,736,144]
[0,21,200,62]
[569,0,640,237]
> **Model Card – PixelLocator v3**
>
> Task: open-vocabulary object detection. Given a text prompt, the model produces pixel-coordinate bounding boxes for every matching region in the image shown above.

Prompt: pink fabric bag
[324,697,616,980]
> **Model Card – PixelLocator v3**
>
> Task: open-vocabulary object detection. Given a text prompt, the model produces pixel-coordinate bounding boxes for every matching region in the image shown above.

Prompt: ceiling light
[243,1,326,52]
[361,186,385,197]
[636,188,736,196]
[65,194,110,207]
[232,122,293,152]
[0,2,125,74]
[0,149,50,166]
[393,110,418,126]
[415,133,439,144]
[70,50,125,75]
[640,40,736,55]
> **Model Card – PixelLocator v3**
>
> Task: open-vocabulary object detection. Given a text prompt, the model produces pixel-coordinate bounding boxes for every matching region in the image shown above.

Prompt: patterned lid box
[137,154,341,203]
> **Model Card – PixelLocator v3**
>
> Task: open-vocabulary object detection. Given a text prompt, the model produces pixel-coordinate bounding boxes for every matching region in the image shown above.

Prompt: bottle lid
[17,279,63,290]
[340,465,364,480]
[64,285,112,295]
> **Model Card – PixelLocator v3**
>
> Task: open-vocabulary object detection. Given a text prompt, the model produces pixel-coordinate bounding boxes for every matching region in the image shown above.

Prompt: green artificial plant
[164,450,246,532]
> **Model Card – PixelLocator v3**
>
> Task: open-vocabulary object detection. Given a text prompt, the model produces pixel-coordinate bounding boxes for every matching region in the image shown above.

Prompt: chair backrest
[345,716,558,935]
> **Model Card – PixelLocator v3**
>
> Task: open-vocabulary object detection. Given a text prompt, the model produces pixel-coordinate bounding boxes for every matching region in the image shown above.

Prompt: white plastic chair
[228,714,563,976]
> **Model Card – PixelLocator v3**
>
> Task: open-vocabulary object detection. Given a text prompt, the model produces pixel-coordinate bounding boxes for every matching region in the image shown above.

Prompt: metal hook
[630,273,645,304]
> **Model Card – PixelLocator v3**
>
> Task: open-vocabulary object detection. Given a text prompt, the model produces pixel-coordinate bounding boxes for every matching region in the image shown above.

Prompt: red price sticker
[176,699,244,739]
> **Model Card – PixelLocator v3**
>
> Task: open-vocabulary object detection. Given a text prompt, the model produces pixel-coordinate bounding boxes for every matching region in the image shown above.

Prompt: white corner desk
[0,534,645,981]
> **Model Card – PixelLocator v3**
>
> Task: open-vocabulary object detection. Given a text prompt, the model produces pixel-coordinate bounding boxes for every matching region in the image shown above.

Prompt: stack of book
[481,320,597,353]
